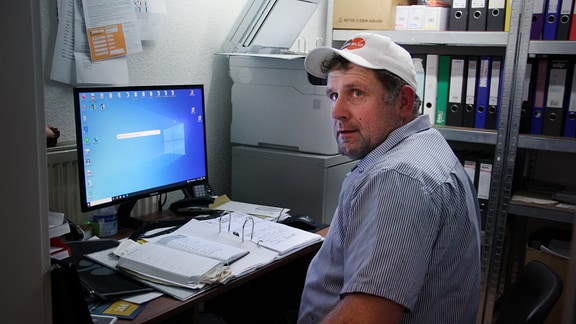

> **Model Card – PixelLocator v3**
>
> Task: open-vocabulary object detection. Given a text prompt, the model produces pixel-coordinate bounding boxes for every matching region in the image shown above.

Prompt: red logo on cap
[341,37,365,50]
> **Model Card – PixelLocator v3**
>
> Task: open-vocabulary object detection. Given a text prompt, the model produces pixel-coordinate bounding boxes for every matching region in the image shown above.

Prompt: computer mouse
[281,215,317,231]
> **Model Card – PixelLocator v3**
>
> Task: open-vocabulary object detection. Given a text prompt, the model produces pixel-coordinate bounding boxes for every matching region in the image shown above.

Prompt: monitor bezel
[73,84,209,222]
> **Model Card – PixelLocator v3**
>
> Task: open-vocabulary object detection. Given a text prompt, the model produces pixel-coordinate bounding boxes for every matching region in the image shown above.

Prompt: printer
[229,55,337,155]
[223,0,338,155]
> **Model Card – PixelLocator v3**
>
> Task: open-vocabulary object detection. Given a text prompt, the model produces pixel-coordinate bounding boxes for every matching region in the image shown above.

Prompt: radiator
[46,143,158,225]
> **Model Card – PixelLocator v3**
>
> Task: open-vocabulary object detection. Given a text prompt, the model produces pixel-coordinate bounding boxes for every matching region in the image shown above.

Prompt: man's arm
[320,292,405,324]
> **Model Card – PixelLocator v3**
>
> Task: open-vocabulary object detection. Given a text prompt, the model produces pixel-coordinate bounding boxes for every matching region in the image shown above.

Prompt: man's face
[326,64,404,160]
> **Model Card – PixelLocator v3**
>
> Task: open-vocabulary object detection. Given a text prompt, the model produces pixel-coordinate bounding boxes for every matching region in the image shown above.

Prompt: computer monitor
[73,84,209,228]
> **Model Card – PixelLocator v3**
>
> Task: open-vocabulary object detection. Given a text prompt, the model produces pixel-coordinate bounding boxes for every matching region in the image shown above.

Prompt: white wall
[40,0,327,201]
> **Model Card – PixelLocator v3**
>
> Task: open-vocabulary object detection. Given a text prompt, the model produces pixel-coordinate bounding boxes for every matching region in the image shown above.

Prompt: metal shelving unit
[435,126,498,145]
[332,30,509,46]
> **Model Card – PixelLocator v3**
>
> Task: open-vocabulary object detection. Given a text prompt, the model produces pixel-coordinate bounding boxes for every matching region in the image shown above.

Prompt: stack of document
[85,212,323,300]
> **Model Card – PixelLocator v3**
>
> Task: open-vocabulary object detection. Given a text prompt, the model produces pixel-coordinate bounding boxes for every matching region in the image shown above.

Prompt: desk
[112,213,328,323]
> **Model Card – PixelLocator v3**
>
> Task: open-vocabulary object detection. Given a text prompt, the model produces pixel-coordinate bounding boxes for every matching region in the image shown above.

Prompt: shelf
[517,134,576,153]
[332,30,509,46]
[435,126,498,145]
[528,41,576,55]
[509,201,575,223]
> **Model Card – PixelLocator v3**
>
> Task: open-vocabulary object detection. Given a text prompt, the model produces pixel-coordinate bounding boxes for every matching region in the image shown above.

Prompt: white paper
[81,0,142,57]
[75,52,129,84]
[135,0,168,41]
[51,0,131,85]
[200,212,323,256]
[50,0,76,84]
[214,200,290,219]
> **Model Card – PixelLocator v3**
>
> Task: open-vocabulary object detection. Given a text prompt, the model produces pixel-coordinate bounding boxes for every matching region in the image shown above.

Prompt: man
[298,33,481,323]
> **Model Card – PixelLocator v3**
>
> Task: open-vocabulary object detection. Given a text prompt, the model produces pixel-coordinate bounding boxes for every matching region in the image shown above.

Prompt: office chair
[494,260,563,324]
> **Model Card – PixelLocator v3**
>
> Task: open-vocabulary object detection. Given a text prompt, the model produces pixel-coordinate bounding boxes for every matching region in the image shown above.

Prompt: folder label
[477,162,492,200]
[488,0,505,10]
[488,60,501,107]
[449,59,466,103]
[546,61,568,109]
[424,54,439,124]
[465,59,478,106]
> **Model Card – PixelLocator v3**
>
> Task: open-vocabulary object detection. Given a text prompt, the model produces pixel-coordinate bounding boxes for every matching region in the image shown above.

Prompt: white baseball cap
[305,33,417,91]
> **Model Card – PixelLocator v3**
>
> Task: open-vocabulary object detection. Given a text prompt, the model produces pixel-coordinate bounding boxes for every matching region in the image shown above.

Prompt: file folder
[531,0,547,39]
[463,155,479,189]
[543,57,571,136]
[530,57,549,134]
[504,0,512,31]
[413,54,426,114]
[461,151,484,192]
[563,61,576,137]
[474,56,491,129]
[542,0,561,40]
[477,157,493,230]
[571,1,576,39]
[447,56,467,127]
[468,0,488,30]
[463,56,479,128]
[520,58,537,134]
[556,0,574,39]
[423,54,439,124]
[487,0,507,30]
[449,0,470,30]
[486,56,503,130]
[435,55,451,126]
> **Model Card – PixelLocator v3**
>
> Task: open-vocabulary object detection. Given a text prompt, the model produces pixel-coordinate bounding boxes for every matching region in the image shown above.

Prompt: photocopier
[222,0,338,155]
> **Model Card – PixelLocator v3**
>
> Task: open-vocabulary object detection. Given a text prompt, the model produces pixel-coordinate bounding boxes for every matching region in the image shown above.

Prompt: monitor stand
[117,201,145,229]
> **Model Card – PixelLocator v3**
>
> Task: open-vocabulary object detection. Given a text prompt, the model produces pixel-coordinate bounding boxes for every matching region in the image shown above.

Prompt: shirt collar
[354,115,431,173]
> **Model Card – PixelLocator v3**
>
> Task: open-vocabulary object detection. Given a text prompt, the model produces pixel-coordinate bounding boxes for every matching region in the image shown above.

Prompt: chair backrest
[495,260,563,324]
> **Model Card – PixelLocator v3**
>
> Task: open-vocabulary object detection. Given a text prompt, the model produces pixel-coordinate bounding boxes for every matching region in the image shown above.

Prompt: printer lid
[221,0,322,54]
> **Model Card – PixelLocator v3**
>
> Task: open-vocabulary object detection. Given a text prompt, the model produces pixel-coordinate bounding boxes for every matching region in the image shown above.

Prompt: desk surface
[113,214,328,323]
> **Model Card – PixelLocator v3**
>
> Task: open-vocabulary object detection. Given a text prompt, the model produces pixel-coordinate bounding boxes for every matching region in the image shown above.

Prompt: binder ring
[218,211,232,233]
[241,217,255,242]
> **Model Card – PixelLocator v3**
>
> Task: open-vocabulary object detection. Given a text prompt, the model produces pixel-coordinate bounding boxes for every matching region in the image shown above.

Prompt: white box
[229,55,339,155]
[396,6,449,31]
[423,7,449,31]
[394,5,410,30]
[407,5,427,30]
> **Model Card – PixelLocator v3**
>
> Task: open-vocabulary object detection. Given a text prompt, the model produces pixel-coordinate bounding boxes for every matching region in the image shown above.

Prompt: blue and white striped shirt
[298,115,481,323]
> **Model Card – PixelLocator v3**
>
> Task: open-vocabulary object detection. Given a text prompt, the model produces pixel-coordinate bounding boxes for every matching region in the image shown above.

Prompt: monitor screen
[73,84,208,224]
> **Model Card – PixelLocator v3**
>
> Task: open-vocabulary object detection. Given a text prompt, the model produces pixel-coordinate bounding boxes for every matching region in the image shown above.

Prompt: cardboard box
[333,0,417,30]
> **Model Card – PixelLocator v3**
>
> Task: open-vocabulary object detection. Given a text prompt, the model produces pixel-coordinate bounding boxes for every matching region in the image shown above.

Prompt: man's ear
[398,85,416,118]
